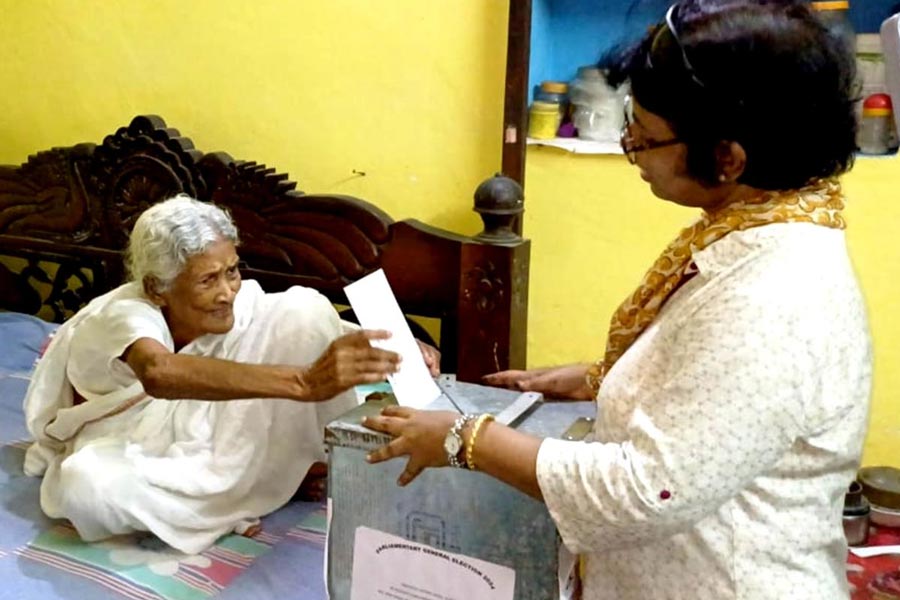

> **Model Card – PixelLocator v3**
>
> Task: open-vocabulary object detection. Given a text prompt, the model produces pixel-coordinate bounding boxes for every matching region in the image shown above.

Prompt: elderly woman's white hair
[126,194,239,292]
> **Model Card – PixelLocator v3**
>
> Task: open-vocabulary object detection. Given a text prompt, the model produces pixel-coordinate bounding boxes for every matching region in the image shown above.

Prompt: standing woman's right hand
[482,363,595,400]
[298,330,400,402]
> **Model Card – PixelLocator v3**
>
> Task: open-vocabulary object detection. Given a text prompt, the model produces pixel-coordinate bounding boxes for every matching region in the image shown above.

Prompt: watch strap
[447,414,476,468]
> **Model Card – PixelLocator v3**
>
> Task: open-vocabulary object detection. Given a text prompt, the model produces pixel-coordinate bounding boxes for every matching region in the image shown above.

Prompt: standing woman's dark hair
[608,0,859,190]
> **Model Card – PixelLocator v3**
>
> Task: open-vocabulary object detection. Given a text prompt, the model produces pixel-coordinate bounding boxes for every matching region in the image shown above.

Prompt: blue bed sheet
[0,311,329,600]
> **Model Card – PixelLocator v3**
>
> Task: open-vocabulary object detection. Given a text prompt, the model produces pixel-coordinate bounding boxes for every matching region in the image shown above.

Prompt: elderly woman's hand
[482,364,595,400]
[363,406,458,486]
[299,330,401,402]
[416,340,441,377]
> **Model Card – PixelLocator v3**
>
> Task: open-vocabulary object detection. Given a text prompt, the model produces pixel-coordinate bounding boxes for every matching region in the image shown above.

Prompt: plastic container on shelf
[536,81,573,138]
[527,100,562,140]
[858,93,897,154]
[569,66,624,142]
[811,1,856,53]
[535,81,569,113]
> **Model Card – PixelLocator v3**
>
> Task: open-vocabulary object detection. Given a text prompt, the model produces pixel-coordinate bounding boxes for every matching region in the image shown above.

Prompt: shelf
[526,136,623,155]
[856,150,899,158]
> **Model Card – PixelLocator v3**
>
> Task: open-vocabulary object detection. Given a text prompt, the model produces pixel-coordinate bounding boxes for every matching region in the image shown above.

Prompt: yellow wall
[843,157,900,466]
[0,0,507,234]
[1,2,896,465]
[525,148,900,467]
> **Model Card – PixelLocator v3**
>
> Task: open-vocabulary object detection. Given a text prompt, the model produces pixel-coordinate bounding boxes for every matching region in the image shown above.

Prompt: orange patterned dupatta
[585,178,847,396]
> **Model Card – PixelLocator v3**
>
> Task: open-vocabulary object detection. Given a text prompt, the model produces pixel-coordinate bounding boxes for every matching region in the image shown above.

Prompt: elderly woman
[24,194,437,554]
[364,1,871,599]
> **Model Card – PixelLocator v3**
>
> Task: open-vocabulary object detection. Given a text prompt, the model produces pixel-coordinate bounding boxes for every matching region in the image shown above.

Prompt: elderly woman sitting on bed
[23,194,437,554]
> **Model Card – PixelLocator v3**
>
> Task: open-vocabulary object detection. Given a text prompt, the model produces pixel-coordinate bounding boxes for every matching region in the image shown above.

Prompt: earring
[718,174,727,183]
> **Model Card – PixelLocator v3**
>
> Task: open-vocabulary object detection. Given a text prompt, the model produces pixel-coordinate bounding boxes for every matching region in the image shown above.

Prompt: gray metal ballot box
[324,376,595,600]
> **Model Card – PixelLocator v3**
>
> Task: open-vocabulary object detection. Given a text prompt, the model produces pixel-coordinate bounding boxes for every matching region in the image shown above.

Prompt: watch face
[444,432,461,455]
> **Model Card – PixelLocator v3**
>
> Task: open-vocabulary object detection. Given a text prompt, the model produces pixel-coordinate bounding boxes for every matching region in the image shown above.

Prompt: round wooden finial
[473,173,524,242]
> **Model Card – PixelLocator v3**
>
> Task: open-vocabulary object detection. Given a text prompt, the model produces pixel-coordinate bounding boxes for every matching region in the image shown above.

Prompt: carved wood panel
[0,115,531,380]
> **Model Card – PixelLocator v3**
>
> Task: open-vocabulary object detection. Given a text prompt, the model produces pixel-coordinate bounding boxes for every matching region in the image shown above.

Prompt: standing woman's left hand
[416,340,441,377]
[364,407,458,486]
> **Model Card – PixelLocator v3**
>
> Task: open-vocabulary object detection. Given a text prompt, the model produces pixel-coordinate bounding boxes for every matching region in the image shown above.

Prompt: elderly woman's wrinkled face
[153,238,242,348]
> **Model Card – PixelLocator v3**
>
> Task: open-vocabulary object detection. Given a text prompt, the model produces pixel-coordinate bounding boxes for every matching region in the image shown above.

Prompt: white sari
[23,280,355,554]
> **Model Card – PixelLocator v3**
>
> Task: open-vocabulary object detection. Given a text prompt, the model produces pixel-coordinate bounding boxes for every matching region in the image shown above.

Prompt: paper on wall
[344,269,441,409]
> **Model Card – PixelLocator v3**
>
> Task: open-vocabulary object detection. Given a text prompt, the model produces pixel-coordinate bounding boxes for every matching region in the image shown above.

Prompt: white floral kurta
[536,223,872,600]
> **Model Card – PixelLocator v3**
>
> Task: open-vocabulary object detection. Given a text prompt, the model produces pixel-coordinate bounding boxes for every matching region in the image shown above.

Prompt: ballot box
[324,376,595,600]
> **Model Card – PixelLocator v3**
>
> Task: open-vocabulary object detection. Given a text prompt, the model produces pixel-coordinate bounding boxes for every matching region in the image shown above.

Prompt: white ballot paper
[350,526,515,600]
[344,269,441,409]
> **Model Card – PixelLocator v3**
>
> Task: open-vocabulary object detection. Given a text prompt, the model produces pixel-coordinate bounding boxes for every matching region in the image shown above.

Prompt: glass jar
[569,66,624,142]
[811,1,856,53]
[858,93,896,154]
[528,100,562,140]
[535,81,569,112]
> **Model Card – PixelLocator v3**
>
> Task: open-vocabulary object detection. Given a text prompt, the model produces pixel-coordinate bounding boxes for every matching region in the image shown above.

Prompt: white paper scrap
[323,497,332,598]
[344,269,441,409]
[849,544,900,558]
[350,526,515,600]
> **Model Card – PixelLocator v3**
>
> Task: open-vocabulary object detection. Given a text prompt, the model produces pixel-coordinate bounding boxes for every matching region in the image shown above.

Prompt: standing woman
[364,1,872,599]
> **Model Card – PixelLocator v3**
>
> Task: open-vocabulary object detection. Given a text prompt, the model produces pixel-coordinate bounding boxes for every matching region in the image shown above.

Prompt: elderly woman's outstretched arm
[125,329,401,402]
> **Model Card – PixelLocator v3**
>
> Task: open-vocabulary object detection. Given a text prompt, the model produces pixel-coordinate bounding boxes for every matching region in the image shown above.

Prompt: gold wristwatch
[444,414,475,468]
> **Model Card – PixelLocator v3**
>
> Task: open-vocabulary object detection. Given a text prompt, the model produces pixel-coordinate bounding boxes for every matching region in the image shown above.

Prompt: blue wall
[848,1,899,33]
[528,0,900,101]
[529,0,668,96]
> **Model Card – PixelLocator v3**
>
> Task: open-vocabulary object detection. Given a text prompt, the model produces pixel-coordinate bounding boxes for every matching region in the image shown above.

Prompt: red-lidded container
[859,93,897,154]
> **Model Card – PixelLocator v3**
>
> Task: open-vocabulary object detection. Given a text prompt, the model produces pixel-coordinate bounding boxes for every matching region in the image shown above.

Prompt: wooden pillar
[501,0,532,236]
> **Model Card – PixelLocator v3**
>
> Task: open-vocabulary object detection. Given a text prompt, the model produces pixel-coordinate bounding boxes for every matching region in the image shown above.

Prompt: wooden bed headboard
[0,115,530,382]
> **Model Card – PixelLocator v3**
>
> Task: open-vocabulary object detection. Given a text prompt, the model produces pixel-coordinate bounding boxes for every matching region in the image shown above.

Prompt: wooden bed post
[455,174,530,383]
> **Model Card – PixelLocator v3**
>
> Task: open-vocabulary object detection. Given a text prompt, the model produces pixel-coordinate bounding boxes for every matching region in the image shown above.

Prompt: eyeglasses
[619,3,701,165]
[648,4,706,89]
[619,94,682,164]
